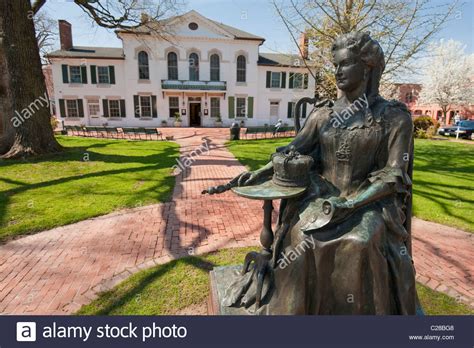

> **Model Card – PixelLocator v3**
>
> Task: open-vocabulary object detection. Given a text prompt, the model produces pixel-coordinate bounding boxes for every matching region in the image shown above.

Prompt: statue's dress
[258,98,417,314]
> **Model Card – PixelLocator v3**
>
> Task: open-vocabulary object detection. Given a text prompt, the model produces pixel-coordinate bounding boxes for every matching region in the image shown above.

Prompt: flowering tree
[418,40,473,124]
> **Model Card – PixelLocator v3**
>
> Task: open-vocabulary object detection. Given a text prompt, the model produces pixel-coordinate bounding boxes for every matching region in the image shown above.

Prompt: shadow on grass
[0,138,180,241]
[85,256,216,316]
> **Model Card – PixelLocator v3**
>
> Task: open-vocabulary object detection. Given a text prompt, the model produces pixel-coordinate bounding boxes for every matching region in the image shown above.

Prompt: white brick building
[48,10,315,128]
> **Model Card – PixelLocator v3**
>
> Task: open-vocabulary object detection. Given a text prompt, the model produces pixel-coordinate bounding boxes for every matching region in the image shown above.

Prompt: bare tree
[34,10,56,64]
[272,0,460,100]
[418,39,473,124]
[0,0,182,159]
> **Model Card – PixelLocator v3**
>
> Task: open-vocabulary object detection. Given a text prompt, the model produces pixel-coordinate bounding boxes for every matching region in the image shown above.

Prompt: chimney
[299,32,309,60]
[58,20,73,51]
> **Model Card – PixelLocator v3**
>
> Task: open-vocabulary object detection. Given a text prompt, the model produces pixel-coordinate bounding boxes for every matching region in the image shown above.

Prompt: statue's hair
[331,32,385,101]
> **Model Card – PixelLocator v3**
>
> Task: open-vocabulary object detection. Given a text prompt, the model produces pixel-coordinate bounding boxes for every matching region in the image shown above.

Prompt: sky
[41,0,473,82]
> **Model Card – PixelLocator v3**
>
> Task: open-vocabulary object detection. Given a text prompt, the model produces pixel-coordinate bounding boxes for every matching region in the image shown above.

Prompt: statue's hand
[237,171,262,187]
[325,196,356,224]
[326,196,354,210]
[202,170,261,195]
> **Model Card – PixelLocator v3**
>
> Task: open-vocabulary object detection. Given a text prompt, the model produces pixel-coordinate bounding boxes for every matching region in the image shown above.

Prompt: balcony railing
[161,80,227,91]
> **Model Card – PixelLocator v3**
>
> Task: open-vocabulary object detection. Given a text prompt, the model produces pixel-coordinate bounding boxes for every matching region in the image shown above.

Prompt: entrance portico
[188,97,202,127]
[163,89,226,127]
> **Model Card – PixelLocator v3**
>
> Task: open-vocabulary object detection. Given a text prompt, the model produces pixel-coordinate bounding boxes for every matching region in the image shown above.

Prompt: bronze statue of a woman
[206,32,421,315]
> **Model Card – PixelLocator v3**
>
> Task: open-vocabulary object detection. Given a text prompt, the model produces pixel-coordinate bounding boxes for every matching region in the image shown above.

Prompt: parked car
[438,120,474,139]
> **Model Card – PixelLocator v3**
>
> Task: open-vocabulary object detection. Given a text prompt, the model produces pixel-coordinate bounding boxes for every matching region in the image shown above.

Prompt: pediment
[168,11,234,40]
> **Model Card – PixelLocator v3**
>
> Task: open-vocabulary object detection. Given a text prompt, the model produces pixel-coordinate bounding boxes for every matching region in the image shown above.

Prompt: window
[270,101,280,117]
[287,102,296,118]
[109,100,121,118]
[169,96,179,118]
[189,53,199,81]
[139,96,152,118]
[405,92,413,103]
[210,97,220,117]
[97,66,110,84]
[293,73,304,89]
[210,54,220,81]
[236,97,246,117]
[138,51,149,80]
[69,66,82,84]
[66,99,79,117]
[88,100,100,118]
[271,72,281,88]
[237,55,246,82]
[189,22,198,30]
[168,52,178,80]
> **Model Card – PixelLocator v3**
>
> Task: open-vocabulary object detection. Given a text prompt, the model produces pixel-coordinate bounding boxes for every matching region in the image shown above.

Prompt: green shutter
[281,72,286,88]
[289,73,294,89]
[134,95,140,118]
[91,65,97,84]
[109,66,116,84]
[77,99,84,117]
[228,96,235,118]
[302,103,307,118]
[152,96,158,118]
[59,99,66,117]
[287,102,293,119]
[81,66,87,84]
[62,65,69,83]
[266,71,271,88]
[247,97,254,118]
[120,100,126,118]
[304,73,309,89]
[103,99,109,117]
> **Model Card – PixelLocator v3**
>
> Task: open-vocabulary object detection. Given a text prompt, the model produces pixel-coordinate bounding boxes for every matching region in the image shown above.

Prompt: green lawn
[0,136,179,242]
[227,138,474,232]
[77,247,473,315]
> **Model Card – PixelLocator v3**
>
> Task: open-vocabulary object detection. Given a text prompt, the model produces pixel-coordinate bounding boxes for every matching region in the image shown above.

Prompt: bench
[244,126,269,139]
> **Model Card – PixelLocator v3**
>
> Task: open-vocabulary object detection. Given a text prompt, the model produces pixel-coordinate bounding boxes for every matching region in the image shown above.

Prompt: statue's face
[333,48,367,92]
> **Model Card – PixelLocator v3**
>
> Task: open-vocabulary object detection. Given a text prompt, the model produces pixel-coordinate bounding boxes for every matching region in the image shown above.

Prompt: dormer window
[189,22,198,30]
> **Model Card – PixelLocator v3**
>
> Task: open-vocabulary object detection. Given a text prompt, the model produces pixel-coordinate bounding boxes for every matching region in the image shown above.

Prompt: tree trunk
[0,0,62,159]
[441,107,448,125]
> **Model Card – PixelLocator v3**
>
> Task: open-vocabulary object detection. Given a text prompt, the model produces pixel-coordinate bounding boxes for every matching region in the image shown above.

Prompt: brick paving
[0,128,472,314]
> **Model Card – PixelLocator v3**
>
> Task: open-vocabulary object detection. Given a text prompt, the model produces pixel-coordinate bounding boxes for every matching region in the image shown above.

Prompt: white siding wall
[51,20,315,128]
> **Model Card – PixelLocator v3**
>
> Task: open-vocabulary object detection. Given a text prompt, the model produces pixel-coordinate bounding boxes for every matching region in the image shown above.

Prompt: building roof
[117,10,265,42]
[47,46,124,59]
[258,52,313,68]
[207,19,265,41]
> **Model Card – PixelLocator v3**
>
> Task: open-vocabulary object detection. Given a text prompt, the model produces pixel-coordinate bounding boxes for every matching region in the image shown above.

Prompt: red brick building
[394,83,474,125]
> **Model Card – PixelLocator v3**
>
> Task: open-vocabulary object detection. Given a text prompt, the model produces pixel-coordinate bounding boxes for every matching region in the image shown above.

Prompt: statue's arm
[203,109,322,194]
[348,109,413,210]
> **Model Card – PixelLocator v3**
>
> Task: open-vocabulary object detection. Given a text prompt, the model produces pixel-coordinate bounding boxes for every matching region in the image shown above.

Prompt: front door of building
[189,102,201,127]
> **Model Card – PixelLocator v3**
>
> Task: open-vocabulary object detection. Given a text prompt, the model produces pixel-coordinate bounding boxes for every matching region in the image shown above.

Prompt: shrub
[50,117,59,130]
[413,116,435,132]
[415,128,428,139]
[426,125,438,139]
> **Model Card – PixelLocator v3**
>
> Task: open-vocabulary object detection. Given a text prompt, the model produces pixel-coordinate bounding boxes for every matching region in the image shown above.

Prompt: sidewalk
[0,128,472,314]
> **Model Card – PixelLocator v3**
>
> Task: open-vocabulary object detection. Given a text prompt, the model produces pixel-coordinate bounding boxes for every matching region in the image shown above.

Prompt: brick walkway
[0,128,472,314]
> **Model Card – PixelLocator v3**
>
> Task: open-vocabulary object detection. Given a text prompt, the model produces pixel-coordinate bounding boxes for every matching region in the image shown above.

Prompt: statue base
[208,265,251,315]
